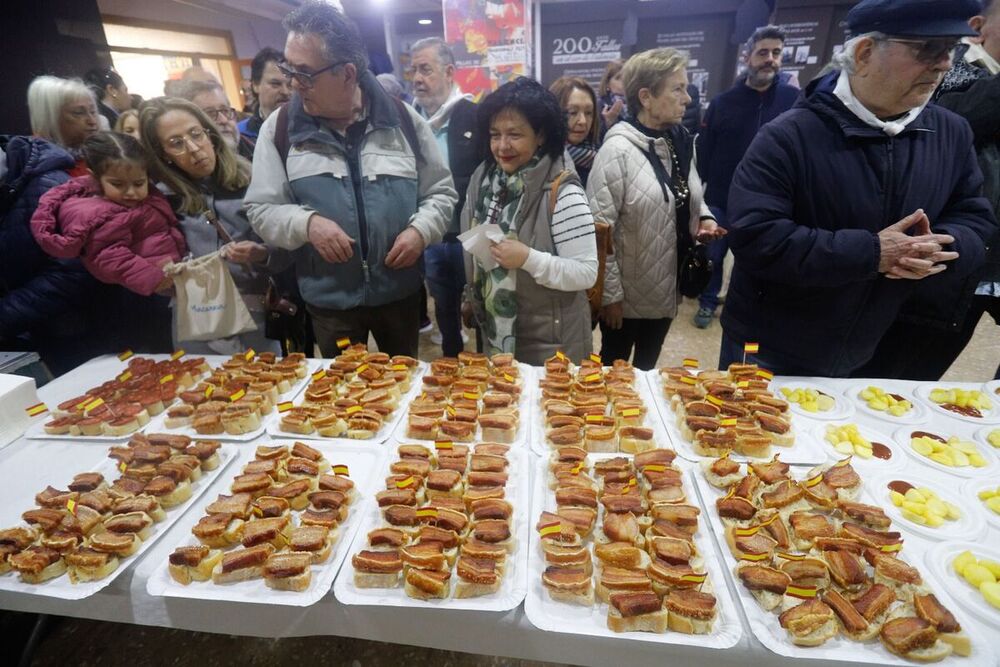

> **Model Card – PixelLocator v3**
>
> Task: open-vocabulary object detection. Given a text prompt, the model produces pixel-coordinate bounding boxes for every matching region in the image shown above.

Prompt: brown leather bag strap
[548,169,572,217]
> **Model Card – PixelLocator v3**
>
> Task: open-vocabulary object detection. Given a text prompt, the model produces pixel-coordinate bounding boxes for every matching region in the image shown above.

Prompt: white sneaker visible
[431,331,443,345]
[461,331,469,343]
[419,321,433,334]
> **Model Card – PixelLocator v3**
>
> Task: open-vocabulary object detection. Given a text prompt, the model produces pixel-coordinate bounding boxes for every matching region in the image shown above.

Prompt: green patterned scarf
[471,155,541,355]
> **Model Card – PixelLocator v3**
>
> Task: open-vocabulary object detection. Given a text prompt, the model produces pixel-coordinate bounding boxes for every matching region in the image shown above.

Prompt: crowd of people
[1,0,998,380]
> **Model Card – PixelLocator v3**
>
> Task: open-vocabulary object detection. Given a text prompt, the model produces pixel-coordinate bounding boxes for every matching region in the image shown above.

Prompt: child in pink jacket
[31,131,186,296]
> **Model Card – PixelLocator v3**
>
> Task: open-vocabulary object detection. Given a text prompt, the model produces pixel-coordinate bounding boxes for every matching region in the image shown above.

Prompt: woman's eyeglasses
[277,60,348,89]
[163,127,210,155]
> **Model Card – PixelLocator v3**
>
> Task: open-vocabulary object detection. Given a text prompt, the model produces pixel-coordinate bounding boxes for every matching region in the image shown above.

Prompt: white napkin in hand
[458,224,506,271]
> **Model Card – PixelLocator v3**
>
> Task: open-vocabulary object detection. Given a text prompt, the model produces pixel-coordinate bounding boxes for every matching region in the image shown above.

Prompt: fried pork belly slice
[202,493,251,518]
[264,551,312,579]
[914,594,961,634]
[391,459,431,477]
[35,486,79,509]
[241,516,291,548]
[602,511,641,544]
[354,548,403,574]
[789,511,835,543]
[650,536,694,566]
[840,523,902,550]
[640,466,682,489]
[739,565,790,594]
[10,546,62,576]
[802,480,839,509]
[717,495,757,521]
[555,486,598,509]
[22,508,65,533]
[611,591,662,618]
[593,456,630,477]
[469,454,508,473]
[397,444,431,460]
[709,456,741,479]
[169,545,210,567]
[733,531,777,558]
[651,504,700,533]
[470,499,512,522]
[77,489,113,514]
[536,512,581,544]
[308,490,346,511]
[824,549,868,589]
[376,489,417,507]
[252,496,291,519]
[231,472,272,495]
[474,442,510,457]
[823,589,870,635]
[647,485,686,506]
[219,544,274,574]
[291,441,323,462]
[592,542,643,569]
[837,500,891,529]
[761,480,804,509]
[823,462,861,490]
[733,474,760,500]
[472,519,511,544]
[255,445,289,461]
[406,567,450,596]
[750,456,790,485]
[874,553,922,585]
[780,558,830,586]
[318,474,355,497]
[665,589,716,619]
[68,473,105,493]
[556,506,597,536]
[0,526,37,550]
[814,537,864,554]
[880,617,938,656]
[457,555,499,585]
[602,494,646,515]
[600,566,652,592]
[633,448,677,469]
[778,598,836,639]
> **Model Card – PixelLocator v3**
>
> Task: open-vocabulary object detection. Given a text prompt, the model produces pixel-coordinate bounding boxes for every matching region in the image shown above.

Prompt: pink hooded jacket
[30,176,187,296]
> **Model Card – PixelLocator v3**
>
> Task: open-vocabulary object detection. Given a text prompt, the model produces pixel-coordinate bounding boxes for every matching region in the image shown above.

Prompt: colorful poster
[443,0,529,100]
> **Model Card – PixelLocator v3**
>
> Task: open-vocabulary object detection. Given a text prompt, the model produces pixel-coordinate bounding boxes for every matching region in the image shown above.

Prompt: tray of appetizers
[645,365,826,465]
[524,449,741,648]
[770,378,856,421]
[147,440,383,607]
[811,422,906,473]
[265,346,425,444]
[893,426,998,479]
[394,353,535,449]
[0,434,237,599]
[27,355,213,441]
[530,356,670,458]
[693,455,989,665]
[914,385,1000,425]
[333,440,529,611]
[843,382,929,425]
[141,353,321,442]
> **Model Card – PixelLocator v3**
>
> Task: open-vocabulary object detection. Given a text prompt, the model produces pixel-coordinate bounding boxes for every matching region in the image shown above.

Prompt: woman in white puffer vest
[586,48,725,370]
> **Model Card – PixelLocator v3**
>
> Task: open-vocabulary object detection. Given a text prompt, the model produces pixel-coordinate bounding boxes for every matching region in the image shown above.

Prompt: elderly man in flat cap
[718,0,998,377]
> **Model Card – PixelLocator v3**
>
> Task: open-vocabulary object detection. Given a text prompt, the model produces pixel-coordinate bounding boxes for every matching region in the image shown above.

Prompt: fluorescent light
[418,18,432,25]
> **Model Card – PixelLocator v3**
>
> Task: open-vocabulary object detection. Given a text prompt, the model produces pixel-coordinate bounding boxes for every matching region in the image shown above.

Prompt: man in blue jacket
[693,24,800,329]
[720,0,998,377]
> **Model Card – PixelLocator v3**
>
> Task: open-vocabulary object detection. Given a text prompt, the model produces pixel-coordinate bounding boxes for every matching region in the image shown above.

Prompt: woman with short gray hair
[27,75,100,176]
[586,48,724,370]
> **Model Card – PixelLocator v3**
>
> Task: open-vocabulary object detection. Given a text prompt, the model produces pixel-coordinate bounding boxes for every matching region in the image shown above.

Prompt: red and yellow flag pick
[118,460,128,474]
[744,342,759,355]
[503,373,515,383]
[680,375,697,385]
[570,461,584,475]
[585,414,604,424]
[244,348,256,361]
[395,476,416,489]
[680,573,708,584]
[117,370,132,383]
[84,397,105,413]
[435,441,454,451]
[312,369,327,382]
[682,357,699,369]
[880,542,904,553]
[786,585,818,599]
[391,364,408,371]
[537,521,561,537]
[583,372,602,384]
[641,464,667,473]
[25,402,48,417]
[757,368,774,381]
[416,508,438,520]
[170,349,186,361]
[66,499,78,516]
[159,374,175,385]
[117,349,134,361]
[336,337,351,349]
[738,551,770,562]
[804,473,824,488]
[706,394,723,407]
[332,464,350,476]
[720,417,737,428]
[204,385,215,399]
[277,401,293,413]
[620,407,641,418]
[462,391,480,401]
[620,477,637,494]
[346,405,363,416]
[777,552,809,561]
[589,353,602,364]
[355,363,370,375]
[229,388,246,402]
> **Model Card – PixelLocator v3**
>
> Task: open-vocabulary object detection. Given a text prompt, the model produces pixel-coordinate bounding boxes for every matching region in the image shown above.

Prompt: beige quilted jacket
[585,121,711,319]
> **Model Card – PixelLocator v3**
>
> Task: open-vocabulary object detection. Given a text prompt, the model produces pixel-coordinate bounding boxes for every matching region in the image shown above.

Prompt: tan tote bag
[163,251,256,342]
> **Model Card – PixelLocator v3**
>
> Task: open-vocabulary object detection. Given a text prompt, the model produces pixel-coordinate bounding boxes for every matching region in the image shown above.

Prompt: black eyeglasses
[203,106,237,122]
[277,60,348,89]
[883,37,960,65]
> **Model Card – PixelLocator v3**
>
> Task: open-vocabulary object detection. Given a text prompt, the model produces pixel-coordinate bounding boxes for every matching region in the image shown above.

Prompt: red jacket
[30,175,187,296]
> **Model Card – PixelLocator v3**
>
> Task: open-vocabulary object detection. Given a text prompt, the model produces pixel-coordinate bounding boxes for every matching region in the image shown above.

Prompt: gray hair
[282,0,368,72]
[410,37,456,68]
[27,75,95,147]
[174,79,228,104]
[376,73,404,99]
[743,25,787,56]
[831,31,888,74]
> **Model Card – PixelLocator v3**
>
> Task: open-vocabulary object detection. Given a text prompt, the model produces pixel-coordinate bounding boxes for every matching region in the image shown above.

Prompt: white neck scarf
[417,85,473,132]
[833,71,925,136]
[963,38,1000,75]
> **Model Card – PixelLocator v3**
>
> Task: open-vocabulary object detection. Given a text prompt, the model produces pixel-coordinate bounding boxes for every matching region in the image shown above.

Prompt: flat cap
[848,0,980,37]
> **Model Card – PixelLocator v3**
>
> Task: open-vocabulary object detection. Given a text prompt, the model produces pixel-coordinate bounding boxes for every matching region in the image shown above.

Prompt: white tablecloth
[0,356,997,667]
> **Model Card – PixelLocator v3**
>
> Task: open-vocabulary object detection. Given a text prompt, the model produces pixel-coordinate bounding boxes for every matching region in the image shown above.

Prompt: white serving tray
[147,440,384,607]
[0,443,238,600]
[333,443,529,612]
[524,453,742,649]
[265,362,427,445]
[644,370,826,465]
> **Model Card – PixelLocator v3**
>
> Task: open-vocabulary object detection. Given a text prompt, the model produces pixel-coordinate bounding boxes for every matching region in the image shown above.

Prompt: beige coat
[586,121,711,320]
[462,155,593,365]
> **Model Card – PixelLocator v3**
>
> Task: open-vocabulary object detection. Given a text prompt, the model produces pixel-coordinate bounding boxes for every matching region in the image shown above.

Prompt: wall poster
[443,0,530,100]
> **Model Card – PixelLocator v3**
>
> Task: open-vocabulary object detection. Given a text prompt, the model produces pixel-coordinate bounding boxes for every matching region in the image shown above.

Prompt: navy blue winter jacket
[0,135,95,339]
[697,77,799,211]
[722,71,996,377]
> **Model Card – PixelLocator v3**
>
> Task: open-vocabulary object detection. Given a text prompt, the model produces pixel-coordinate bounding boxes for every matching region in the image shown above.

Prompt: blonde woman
[114,109,140,139]
[586,48,724,370]
[139,97,288,354]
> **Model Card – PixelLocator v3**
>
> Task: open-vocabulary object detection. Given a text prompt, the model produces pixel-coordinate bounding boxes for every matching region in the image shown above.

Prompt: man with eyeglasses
[244,1,456,358]
[860,0,1000,380]
[692,25,798,330]
[238,47,292,155]
[176,79,254,161]
[407,37,479,357]
[718,0,997,378]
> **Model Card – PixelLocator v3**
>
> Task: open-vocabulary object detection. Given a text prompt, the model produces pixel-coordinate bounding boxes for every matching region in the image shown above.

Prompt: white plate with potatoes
[894,426,999,478]
[915,384,1000,425]
[812,421,905,472]
[771,378,854,421]
[963,477,1000,532]
[843,382,927,425]
[925,542,1000,631]
[870,471,985,542]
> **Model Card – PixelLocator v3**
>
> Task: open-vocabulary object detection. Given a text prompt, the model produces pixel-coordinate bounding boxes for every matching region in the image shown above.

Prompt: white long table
[0,356,997,667]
